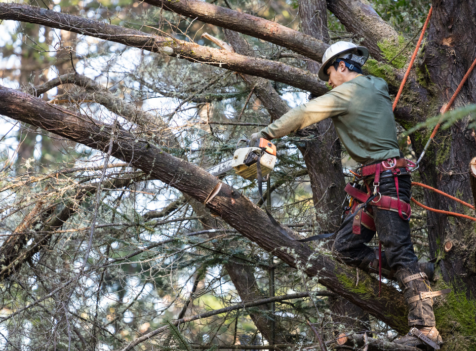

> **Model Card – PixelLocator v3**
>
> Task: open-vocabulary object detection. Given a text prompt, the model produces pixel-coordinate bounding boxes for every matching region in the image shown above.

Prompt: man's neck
[344,72,361,83]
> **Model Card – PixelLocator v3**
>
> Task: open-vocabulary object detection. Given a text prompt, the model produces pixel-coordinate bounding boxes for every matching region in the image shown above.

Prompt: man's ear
[339,61,347,72]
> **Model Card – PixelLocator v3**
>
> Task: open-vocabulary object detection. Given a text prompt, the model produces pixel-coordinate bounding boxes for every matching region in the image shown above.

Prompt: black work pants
[333,170,436,327]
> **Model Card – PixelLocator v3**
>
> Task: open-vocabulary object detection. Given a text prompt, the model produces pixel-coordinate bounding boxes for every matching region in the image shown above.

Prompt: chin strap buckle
[409,327,440,350]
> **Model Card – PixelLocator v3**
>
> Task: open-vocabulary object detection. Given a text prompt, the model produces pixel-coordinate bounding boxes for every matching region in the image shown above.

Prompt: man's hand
[250,132,262,146]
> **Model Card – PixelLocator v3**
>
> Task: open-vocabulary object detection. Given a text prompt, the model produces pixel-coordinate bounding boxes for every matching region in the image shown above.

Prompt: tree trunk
[298,0,368,332]
[417,0,476,296]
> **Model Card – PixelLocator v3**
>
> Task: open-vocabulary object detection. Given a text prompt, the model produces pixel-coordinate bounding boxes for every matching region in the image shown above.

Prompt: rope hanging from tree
[391,6,476,221]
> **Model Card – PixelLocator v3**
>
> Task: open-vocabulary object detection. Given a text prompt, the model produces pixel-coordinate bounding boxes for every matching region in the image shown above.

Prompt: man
[250,41,445,348]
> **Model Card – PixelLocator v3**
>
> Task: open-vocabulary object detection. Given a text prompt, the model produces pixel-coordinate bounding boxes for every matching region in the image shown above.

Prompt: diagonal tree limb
[0,4,327,96]
[33,68,293,342]
[143,0,329,62]
[0,85,409,333]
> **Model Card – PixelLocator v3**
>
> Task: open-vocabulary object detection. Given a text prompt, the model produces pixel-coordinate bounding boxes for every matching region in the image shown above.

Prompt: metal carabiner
[382,157,397,170]
[406,159,417,173]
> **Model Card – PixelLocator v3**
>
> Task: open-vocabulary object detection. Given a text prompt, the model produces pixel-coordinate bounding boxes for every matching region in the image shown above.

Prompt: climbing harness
[344,159,415,295]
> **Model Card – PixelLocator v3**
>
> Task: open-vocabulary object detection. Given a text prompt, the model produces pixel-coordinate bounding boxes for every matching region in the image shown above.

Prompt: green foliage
[337,269,374,300]
[403,104,476,137]
[434,284,476,350]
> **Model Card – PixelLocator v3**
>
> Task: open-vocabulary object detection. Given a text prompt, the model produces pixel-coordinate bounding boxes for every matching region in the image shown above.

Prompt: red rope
[392,7,433,112]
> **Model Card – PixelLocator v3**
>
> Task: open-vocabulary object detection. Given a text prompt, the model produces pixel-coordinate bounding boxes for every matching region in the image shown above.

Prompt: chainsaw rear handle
[237,138,276,156]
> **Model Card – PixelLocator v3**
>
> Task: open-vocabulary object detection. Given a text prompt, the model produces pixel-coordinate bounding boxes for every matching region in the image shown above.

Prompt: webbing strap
[344,184,412,216]
[402,272,428,284]
[409,327,440,350]
[407,289,451,303]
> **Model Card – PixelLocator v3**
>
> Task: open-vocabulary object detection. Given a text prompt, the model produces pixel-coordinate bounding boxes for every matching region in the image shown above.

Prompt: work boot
[360,251,436,282]
[395,326,443,349]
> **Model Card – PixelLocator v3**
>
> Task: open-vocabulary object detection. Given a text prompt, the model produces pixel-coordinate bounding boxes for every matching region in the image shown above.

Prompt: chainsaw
[208,138,277,179]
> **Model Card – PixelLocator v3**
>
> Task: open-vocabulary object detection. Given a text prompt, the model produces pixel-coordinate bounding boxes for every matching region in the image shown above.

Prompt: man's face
[326,61,347,89]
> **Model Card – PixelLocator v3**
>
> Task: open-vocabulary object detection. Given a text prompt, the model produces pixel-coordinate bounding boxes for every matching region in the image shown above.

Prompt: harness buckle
[373,182,380,195]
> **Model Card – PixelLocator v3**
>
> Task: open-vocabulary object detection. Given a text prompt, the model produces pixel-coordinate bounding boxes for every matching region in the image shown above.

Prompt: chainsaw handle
[236,139,250,148]
[237,138,276,156]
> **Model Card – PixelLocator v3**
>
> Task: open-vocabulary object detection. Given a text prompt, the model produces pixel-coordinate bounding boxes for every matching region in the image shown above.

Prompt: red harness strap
[344,184,412,218]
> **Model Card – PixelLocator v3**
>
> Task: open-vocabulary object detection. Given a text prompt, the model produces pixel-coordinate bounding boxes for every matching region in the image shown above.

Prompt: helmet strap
[334,58,363,74]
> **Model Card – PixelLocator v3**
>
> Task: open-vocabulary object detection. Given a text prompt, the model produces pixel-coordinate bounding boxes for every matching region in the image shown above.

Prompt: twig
[307,320,328,351]
[388,25,423,65]
[69,51,78,75]
[363,332,369,351]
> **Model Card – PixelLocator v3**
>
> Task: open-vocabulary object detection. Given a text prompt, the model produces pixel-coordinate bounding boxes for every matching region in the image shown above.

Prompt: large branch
[143,0,328,62]
[0,4,327,96]
[0,85,409,331]
[327,0,399,61]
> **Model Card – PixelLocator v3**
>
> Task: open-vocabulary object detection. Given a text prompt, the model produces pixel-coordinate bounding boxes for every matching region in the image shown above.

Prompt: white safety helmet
[318,41,369,81]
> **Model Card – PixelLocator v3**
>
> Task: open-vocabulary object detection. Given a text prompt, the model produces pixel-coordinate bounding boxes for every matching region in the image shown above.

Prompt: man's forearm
[259,105,306,139]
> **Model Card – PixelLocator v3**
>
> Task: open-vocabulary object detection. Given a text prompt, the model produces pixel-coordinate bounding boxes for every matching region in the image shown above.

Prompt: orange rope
[348,169,361,177]
[411,198,476,222]
[411,182,475,209]
[388,6,476,222]
[430,56,476,139]
[392,7,433,112]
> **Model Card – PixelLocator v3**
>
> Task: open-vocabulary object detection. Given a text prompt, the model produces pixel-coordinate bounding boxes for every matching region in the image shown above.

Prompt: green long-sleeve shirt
[259,75,400,164]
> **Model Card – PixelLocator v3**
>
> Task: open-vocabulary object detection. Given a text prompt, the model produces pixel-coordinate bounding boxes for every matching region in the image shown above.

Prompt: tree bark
[0,85,409,332]
[332,333,420,351]
[416,0,476,296]
[327,0,399,61]
[297,0,345,232]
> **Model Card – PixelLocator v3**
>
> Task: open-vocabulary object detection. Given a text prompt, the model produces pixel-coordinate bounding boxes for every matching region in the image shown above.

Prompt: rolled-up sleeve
[260,90,349,139]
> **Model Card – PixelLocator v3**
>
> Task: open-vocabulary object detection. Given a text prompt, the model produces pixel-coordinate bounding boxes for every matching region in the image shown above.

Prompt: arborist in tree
[250,41,447,349]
